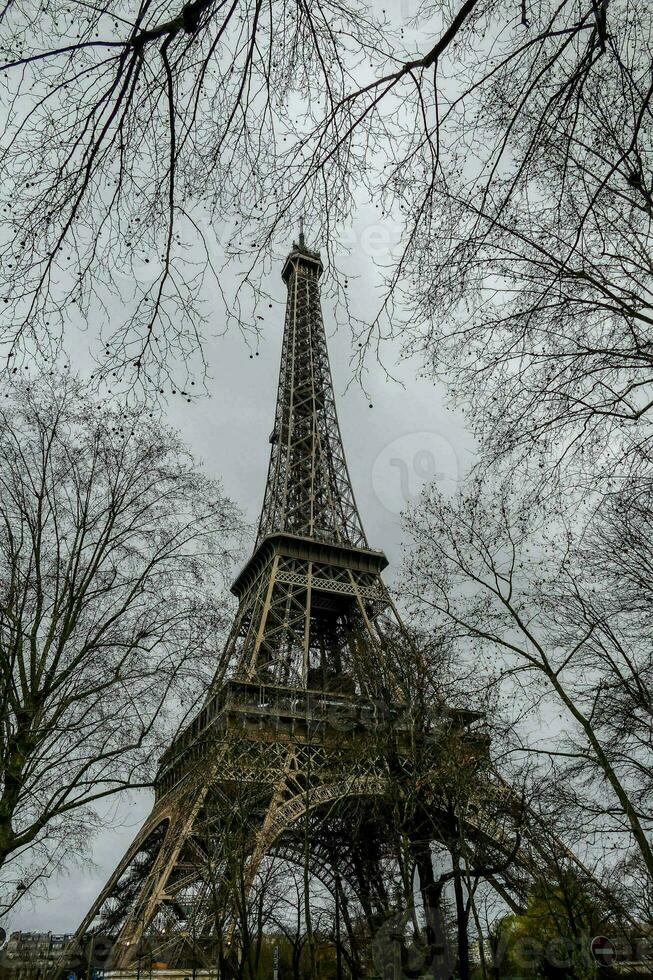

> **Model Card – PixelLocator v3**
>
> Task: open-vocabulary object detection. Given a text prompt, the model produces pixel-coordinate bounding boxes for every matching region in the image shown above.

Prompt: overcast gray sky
[12,210,474,934]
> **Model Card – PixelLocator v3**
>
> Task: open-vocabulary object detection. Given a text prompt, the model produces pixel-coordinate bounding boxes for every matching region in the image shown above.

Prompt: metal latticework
[62,240,497,977]
[222,534,400,693]
[211,235,407,693]
[257,239,366,548]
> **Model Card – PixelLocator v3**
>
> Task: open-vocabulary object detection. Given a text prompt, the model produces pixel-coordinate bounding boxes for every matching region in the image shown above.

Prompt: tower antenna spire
[298,215,305,247]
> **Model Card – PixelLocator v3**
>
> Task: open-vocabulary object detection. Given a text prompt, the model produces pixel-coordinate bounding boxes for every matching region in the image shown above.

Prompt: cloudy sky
[13,209,474,933]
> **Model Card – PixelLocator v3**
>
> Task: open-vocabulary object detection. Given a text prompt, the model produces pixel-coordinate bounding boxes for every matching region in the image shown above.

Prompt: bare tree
[1,0,649,408]
[0,0,388,390]
[395,0,653,481]
[0,373,240,913]
[402,469,653,927]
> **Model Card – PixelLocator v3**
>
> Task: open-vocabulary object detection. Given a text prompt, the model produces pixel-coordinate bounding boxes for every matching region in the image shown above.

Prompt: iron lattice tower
[66,239,496,976]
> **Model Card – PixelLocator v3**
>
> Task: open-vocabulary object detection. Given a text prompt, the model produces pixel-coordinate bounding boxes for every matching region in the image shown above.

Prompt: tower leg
[111,784,211,966]
[56,779,214,974]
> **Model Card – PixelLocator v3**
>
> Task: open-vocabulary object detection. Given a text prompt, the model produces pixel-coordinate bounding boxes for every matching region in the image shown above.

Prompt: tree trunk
[451,852,470,980]
[411,838,453,980]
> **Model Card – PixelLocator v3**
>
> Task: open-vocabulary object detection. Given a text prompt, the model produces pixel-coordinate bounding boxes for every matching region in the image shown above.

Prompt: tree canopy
[0,374,240,913]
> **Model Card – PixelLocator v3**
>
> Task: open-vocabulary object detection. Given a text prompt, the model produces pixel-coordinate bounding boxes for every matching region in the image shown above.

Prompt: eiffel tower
[67,236,491,975]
